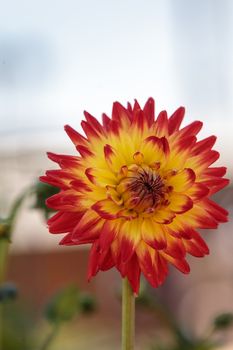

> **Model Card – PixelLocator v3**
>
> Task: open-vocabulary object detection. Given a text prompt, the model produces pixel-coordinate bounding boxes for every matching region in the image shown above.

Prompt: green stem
[122,278,135,350]
[0,240,10,283]
[0,240,10,349]
[0,304,3,350]
[0,188,31,349]
[40,323,60,350]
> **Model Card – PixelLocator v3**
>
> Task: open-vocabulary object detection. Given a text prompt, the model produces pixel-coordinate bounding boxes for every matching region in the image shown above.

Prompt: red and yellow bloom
[41,98,229,293]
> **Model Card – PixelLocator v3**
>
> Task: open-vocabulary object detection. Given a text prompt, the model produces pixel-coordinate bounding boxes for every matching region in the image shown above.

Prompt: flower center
[117,166,165,213]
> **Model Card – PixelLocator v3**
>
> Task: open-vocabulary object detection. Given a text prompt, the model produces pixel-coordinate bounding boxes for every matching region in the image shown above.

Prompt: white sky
[0,0,232,154]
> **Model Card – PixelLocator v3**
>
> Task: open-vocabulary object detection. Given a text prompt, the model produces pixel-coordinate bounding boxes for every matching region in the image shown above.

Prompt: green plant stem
[40,323,60,350]
[0,240,10,283]
[122,278,135,350]
[0,240,10,349]
[0,304,3,350]
[0,189,31,349]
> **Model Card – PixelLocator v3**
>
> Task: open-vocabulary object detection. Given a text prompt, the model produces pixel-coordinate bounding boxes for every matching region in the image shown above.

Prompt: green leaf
[32,182,59,220]
[45,285,81,324]
[0,219,11,241]
[213,312,233,330]
[0,189,30,241]
[79,293,96,313]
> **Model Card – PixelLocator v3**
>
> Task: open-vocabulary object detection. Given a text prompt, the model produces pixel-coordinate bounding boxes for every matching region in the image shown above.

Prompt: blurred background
[0,0,233,349]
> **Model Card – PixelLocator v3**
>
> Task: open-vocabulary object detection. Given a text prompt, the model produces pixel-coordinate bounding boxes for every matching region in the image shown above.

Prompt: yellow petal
[168,193,193,214]
[141,219,167,249]
[166,168,195,192]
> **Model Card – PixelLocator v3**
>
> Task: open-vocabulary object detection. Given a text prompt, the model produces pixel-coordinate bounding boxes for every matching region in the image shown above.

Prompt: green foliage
[45,286,81,324]
[0,282,18,302]
[151,342,215,350]
[151,330,215,350]
[1,286,96,350]
[0,189,29,242]
[213,312,233,330]
[32,182,59,220]
[139,286,233,350]
[0,219,11,241]
[45,285,96,325]
[1,300,36,350]
[79,293,96,313]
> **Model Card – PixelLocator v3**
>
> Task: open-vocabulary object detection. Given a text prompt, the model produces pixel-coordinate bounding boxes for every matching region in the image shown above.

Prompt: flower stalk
[0,240,9,284]
[122,278,135,350]
[40,323,60,350]
[0,189,31,348]
[0,240,9,349]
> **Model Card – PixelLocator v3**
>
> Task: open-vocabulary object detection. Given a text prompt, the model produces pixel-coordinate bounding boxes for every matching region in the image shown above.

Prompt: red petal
[157,254,169,284]
[59,233,78,245]
[132,99,141,115]
[137,245,160,288]
[87,242,101,279]
[76,145,94,158]
[202,166,227,178]
[70,179,91,193]
[112,101,132,126]
[47,152,80,168]
[131,100,143,128]
[85,168,97,185]
[99,221,117,251]
[123,254,141,295]
[179,121,203,138]
[102,113,111,129]
[166,220,195,239]
[183,230,209,257]
[99,249,115,271]
[104,144,116,168]
[175,135,196,152]
[191,230,209,254]
[46,191,81,211]
[191,135,216,156]
[201,178,230,195]
[64,125,88,146]
[164,234,186,259]
[113,219,142,264]
[162,253,190,274]
[203,198,228,223]
[187,183,209,201]
[40,175,67,189]
[144,135,170,157]
[168,106,185,135]
[48,211,84,234]
[71,210,102,243]
[120,237,137,263]
[81,120,99,139]
[143,97,155,127]
[84,111,105,136]
[127,102,133,113]
[154,110,168,137]
[183,205,219,229]
[106,119,120,135]
[189,150,220,170]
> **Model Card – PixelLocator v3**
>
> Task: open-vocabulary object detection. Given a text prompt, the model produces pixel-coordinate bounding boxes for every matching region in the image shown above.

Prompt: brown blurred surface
[7,250,92,310]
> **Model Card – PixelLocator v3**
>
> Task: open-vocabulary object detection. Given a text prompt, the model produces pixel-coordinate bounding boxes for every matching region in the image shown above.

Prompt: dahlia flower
[41,98,229,294]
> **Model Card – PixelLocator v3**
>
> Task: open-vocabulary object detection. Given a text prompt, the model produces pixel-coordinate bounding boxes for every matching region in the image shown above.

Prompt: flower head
[41,98,229,293]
